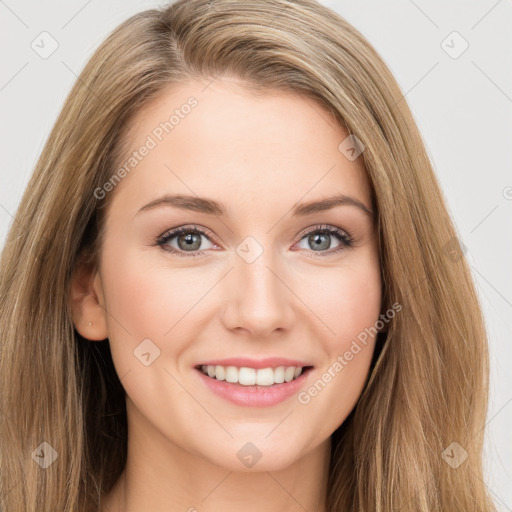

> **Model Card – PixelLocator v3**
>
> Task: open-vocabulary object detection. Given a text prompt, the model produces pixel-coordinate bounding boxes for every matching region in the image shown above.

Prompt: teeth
[215,365,225,381]
[256,368,273,386]
[199,365,305,386]
[225,366,238,383]
[284,367,295,382]
[274,366,285,383]
[239,367,256,385]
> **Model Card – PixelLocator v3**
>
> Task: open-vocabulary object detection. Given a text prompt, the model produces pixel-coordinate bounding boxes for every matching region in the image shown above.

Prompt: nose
[220,246,295,337]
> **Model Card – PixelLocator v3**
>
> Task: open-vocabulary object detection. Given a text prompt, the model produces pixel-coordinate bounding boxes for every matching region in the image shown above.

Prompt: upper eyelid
[158,225,217,244]
[158,224,352,248]
[298,224,351,239]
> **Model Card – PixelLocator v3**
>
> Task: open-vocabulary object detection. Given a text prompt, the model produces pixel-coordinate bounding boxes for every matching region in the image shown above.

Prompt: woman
[0,0,496,510]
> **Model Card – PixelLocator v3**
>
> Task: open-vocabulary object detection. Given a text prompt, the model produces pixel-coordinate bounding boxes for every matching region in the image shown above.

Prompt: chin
[198,436,313,473]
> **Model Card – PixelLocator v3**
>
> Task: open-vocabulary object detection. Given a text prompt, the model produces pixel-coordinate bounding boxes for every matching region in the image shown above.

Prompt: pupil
[309,232,330,251]
[178,232,201,251]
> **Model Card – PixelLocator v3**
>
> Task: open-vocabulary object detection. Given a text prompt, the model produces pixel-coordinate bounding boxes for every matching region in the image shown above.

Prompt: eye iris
[309,231,330,251]
[178,232,202,251]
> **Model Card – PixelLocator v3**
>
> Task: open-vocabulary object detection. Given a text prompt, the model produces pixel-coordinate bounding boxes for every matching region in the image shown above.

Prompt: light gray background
[1,0,511,508]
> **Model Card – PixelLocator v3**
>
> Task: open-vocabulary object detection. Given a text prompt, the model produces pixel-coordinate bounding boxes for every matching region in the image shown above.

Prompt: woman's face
[78,77,382,472]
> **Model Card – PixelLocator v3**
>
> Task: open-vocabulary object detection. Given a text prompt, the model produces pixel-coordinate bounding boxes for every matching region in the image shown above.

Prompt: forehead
[110,77,372,217]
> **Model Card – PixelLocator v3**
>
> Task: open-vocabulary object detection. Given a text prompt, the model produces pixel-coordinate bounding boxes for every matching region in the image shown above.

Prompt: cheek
[102,243,382,359]
[304,257,382,349]
[339,271,381,341]
[99,248,212,374]
[296,254,381,393]
[295,263,382,437]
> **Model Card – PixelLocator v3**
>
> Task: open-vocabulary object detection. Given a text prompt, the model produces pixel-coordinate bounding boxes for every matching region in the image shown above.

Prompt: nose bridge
[223,236,292,335]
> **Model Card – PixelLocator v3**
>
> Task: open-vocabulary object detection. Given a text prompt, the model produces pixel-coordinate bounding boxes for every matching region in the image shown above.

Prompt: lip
[194,364,314,408]
[194,357,312,369]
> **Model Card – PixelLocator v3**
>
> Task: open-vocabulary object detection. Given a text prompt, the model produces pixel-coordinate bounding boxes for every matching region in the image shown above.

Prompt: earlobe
[69,258,109,341]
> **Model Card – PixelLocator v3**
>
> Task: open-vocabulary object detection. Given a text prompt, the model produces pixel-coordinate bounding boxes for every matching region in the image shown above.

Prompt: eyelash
[156,224,354,258]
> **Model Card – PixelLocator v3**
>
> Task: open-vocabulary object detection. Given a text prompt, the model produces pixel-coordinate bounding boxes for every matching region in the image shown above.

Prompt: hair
[0,0,496,510]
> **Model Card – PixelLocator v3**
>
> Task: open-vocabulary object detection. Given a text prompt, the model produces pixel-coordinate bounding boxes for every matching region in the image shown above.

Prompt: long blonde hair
[0,0,495,510]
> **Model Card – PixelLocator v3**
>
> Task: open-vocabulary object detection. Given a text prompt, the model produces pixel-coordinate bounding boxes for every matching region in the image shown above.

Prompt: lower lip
[195,367,313,407]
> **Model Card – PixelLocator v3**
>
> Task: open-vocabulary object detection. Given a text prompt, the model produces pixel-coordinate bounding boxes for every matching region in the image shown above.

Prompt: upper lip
[195,357,313,369]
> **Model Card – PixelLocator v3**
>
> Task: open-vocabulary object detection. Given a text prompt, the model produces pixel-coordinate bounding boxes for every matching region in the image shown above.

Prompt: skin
[70,76,382,512]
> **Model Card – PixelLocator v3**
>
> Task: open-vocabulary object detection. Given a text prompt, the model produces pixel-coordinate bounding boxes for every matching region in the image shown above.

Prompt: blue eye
[296,225,353,256]
[156,224,353,257]
[156,225,215,257]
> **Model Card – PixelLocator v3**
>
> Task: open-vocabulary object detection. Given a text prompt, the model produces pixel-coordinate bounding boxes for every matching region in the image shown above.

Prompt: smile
[194,360,314,407]
[197,364,309,386]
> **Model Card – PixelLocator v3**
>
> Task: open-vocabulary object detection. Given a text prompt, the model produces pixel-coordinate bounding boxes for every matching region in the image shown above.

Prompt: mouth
[194,364,314,387]
[193,357,315,407]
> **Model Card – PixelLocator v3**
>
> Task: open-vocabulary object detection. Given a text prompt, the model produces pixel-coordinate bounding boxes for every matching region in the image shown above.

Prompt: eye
[156,224,354,258]
[156,225,218,257]
[294,225,353,256]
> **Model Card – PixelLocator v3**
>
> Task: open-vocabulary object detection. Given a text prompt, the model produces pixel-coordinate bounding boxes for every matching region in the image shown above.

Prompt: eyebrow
[135,193,373,218]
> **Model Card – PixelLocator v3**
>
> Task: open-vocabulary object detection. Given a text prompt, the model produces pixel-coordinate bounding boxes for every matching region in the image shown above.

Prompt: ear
[69,255,109,341]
